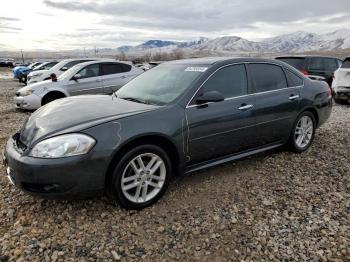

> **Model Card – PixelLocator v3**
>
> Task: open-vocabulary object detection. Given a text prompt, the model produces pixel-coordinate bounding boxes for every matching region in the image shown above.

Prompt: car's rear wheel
[289,111,316,153]
[110,144,171,209]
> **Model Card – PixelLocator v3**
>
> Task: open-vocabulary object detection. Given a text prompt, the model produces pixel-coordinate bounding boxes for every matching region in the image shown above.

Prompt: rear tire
[289,111,316,153]
[42,92,65,106]
[109,144,172,210]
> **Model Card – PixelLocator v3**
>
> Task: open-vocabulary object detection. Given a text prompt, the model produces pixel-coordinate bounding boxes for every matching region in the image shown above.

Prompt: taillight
[300,70,309,76]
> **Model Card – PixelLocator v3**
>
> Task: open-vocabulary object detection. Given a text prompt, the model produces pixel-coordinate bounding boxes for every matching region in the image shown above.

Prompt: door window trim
[186,62,304,108]
[186,63,249,108]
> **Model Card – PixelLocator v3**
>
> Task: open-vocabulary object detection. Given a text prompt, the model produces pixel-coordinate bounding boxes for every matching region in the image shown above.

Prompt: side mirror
[196,91,225,105]
[61,66,68,71]
[72,74,81,81]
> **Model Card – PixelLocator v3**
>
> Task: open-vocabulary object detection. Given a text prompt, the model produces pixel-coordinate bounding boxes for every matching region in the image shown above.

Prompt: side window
[121,63,132,72]
[62,60,81,71]
[285,70,303,87]
[200,64,247,99]
[250,64,287,92]
[324,58,338,71]
[77,64,100,79]
[101,63,123,75]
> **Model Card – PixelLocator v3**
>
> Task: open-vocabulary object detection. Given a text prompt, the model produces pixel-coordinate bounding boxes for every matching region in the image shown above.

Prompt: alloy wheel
[294,116,314,149]
[121,153,166,204]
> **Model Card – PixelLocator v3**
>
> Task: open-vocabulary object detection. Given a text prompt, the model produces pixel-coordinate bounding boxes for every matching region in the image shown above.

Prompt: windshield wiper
[121,97,149,104]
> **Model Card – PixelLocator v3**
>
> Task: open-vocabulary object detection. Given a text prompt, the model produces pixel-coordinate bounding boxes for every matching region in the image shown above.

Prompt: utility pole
[21,49,24,64]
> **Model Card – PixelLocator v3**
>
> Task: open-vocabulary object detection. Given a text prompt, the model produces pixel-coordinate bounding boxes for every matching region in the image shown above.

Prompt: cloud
[0,16,20,21]
[43,0,350,34]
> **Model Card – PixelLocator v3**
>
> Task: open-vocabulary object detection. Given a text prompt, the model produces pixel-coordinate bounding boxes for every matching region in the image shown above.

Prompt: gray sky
[1,0,350,50]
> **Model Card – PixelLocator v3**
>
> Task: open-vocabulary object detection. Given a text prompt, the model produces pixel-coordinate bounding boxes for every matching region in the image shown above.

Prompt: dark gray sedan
[3,58,332,209]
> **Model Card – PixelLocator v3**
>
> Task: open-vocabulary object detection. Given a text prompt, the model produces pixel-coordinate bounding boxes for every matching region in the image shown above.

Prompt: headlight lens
[19,89,33,96]
[29,134,96,158]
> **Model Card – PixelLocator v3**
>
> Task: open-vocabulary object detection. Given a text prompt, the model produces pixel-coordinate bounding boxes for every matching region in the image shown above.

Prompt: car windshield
[57,63,82,80]
[116,64,206,105]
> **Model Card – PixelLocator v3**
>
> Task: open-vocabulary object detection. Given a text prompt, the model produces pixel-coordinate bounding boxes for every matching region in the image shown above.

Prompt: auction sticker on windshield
[184,67,208,72]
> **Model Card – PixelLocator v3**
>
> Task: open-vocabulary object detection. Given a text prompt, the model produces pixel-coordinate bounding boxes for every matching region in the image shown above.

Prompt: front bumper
[14,93,42,110]
[2,136,105,199]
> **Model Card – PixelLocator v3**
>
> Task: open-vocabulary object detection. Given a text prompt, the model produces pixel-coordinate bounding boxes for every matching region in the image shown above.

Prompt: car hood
[19,95,159,146]
[18,80,57,94]
[28,69,48,76]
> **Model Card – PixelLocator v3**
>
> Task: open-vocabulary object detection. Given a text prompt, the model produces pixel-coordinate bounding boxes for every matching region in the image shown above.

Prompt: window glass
[201,64,247,99]
[101,63,123,75]
[116,64,204,105]
[121,64,132,72]
[285,70,303,87]
[61,60,81,70]
[341,58,350,69]
[309,58,338,71]
[250,64,287,92]
[77,64,100,79]
[277,58,305,70]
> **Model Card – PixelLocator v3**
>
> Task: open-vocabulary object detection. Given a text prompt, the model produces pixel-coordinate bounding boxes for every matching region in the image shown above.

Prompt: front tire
[110,144,172,209]
[42,92,65,106]
[289,111,316,153]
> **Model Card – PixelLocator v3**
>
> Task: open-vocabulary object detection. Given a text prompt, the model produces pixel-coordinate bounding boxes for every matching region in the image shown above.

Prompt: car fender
[40,86,70,99]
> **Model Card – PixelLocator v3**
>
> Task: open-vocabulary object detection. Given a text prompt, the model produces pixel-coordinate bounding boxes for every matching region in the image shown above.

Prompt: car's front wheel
[110,145,172,209]
[289,111,316,153]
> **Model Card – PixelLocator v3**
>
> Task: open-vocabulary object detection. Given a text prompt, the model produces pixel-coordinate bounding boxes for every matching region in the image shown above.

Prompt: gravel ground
[0,73,349,261]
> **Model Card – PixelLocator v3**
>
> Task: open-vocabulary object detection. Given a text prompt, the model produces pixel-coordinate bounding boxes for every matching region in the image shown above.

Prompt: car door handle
[96,79,102,82]
[121,75,128,79]
[238,104,254,111]
[289,95,299,101]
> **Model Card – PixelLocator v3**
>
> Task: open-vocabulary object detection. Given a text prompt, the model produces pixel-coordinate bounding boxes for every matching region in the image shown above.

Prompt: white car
[27,58,96,84]
[15,60,144,110]
[332,57,350,104]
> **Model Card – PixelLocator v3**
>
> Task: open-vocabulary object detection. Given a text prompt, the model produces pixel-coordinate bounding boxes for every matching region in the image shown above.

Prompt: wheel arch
[41,89,68,105]
[104,134,181,194]
[301,107,319,127]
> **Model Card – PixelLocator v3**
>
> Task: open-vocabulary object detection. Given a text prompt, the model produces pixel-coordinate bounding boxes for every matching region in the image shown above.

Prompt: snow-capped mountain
[117,29,350,55]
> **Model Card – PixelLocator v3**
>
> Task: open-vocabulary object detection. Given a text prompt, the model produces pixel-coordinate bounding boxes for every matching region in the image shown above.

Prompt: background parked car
[0,58,15,68]
[332,57,350,104]
[27,58,96,84]
[18,61,59,84]
[15,60,144,110]
[276,56,342,86]
[12,62,43,81]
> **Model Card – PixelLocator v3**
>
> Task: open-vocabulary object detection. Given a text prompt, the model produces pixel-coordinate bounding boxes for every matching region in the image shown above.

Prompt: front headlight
[29,134,96,158]
[19,89,33,96]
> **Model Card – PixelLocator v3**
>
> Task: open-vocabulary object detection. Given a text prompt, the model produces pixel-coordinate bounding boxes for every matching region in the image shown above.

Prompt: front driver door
[67,63,104,96]
[185,64,256,164]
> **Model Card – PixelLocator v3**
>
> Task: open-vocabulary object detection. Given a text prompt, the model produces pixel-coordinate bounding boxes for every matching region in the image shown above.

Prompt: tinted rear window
[250,64,287,92]
[309,58,338,71]
[341,58,350,69]
[277,58,305,70]
[101,63,123,75]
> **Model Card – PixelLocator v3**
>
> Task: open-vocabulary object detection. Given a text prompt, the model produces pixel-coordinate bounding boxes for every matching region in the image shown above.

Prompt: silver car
[15,60,144,110]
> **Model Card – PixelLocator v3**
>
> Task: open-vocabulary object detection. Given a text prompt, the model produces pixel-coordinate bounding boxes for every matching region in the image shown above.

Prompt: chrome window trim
[185,62,304,109]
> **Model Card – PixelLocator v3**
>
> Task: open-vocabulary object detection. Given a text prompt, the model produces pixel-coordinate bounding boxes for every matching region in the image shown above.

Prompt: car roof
[71,59,128,68]
[276,55,341,60]
[166,57,287,65]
